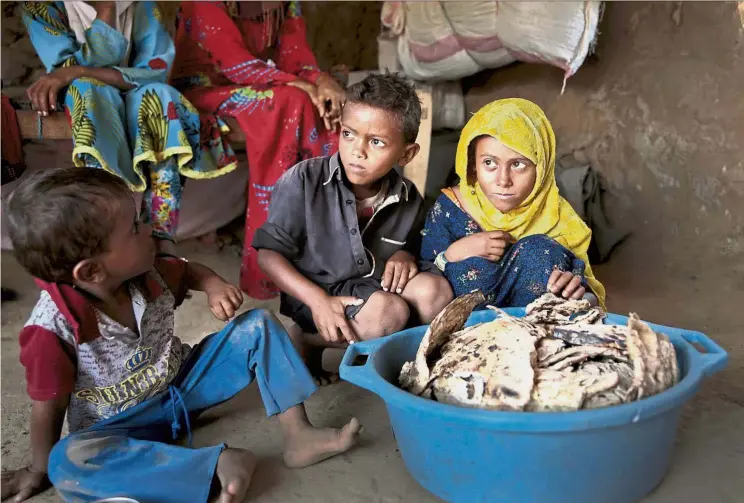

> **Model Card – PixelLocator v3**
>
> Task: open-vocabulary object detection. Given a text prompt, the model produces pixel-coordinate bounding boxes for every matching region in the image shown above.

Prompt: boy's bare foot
[283,417,362,468]
[286,324,341,387]
[306,346,340,387]
[215,448,255,503]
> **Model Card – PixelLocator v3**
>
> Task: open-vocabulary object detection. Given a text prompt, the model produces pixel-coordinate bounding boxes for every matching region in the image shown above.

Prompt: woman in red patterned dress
[172,1,345,299]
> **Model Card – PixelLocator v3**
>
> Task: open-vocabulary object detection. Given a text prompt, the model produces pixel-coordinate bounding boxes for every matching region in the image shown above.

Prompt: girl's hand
[444,231,512,263]
[26,68,77,116]
[547,269,586,300]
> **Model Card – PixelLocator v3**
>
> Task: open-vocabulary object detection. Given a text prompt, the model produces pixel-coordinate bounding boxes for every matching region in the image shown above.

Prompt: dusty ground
[1,228,742,503]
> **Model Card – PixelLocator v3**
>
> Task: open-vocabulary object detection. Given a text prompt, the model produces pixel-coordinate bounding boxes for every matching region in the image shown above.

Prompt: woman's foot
[283,418,362,468]
[215,448,256,503]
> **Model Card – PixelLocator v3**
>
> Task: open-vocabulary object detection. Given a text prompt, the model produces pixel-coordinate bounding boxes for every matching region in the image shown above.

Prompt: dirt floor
[1,227,742,502]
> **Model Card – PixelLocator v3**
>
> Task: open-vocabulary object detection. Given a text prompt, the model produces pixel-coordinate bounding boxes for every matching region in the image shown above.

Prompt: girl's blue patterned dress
[421,193,591,308]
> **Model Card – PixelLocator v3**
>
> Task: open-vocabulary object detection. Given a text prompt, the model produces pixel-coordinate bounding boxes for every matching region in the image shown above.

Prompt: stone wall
[0,1,380,91]
[463,1,744,265]
[1,2,43,89]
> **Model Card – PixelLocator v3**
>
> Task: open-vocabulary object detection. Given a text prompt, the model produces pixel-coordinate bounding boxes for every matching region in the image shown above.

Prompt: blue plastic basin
[340,309,728,503]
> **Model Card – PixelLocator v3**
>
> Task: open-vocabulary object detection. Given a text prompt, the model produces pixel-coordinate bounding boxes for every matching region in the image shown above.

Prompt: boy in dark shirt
[1,169,360,503]
[254,74,453,379]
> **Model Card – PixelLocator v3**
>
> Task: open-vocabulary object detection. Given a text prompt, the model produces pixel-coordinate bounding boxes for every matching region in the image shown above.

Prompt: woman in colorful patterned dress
[23,1,237,255]
[172,1,345,300]
[421,99,607,309]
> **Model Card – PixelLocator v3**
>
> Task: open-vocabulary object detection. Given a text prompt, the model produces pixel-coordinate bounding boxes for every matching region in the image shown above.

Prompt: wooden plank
[18,110,248,145]
[403,84,433,198]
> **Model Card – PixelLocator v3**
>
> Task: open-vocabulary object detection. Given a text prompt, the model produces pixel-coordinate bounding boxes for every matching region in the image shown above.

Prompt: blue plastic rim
[339,309,728,503]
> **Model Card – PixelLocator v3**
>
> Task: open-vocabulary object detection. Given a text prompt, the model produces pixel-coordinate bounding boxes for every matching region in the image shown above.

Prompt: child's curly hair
[346,73,422,144]
[6,168,132,282]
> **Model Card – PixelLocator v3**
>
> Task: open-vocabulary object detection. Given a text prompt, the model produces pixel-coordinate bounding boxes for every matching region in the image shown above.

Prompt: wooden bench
[16,109,249,145]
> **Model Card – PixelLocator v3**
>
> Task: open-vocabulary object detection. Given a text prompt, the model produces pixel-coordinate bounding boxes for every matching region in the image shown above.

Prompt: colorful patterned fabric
[23,1,237,240]
[454,98,606,306]
[421,194,591,308]
[173,1,338,298]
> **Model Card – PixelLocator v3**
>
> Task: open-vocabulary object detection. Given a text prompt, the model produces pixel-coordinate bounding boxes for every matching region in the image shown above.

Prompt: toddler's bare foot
[215,448,255,503]
[283,418,361,468]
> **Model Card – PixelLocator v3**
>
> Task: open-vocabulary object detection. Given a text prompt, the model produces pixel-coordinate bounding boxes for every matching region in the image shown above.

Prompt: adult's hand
[286,80,332,129]
[26,67,77,116]
[315,74,346,131]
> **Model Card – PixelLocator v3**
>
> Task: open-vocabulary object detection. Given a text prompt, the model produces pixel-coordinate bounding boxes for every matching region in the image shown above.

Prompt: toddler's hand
[382,250,418,294]
[1,466,50,502]
[204,278,244,321]
[547,269,586,300]
[310,294,362,344]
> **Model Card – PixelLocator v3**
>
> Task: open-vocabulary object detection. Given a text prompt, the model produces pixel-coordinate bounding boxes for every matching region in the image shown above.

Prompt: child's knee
[514,234,571,266]
[359,292,410,337]
[407,273,453,315]
[231,308,279,328]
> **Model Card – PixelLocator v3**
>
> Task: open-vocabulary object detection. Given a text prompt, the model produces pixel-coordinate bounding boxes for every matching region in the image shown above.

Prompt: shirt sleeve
[114,2,175,87]
[154,256,189,307]
[19,325,76,401]
[22,1,129,71]
[274,4,324,84]
[251,166,307,261]
[178,1,298,86]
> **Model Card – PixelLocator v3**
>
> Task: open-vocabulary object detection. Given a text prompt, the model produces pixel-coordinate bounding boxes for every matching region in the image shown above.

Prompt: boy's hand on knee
[547,269,586,300]
[382,251,418,294]
[204,278,244,322]
[1,467,50,502]
[309,295,362,344]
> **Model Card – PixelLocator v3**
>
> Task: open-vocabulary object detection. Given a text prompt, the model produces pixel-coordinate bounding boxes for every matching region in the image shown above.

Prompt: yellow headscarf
[455,98,606,307]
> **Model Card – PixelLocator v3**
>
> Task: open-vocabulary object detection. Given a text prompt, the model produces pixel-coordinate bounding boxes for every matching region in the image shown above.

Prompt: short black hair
[346,73,422,144]
[6,168,132,282]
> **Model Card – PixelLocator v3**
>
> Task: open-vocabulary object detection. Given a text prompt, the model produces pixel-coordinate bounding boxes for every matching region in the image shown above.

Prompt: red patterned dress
[172,1,338,299]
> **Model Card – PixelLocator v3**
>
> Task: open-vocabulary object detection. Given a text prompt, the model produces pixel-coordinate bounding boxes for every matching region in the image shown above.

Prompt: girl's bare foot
[283,417,362,468]
[215,448,255,503]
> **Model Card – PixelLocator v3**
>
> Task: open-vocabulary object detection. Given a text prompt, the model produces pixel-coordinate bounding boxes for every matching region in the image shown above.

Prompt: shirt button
[346,199,354,205]
[357,258,364,265]
[350,228,357,235]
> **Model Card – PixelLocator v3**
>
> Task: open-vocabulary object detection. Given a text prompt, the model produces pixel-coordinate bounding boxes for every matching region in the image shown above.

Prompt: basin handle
[339,337,387,391]
[681,330,728,377]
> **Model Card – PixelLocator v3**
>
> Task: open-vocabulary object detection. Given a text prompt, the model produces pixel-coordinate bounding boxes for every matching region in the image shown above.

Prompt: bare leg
[215,448,256,503]
[278,404,361,468]
[348,291,410,340]
[286,323,340,387]
[401,272,454,324]
[156,238,178,257]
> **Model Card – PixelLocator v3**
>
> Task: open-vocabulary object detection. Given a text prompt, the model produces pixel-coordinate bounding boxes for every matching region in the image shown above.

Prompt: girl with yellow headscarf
[421,99,606,308]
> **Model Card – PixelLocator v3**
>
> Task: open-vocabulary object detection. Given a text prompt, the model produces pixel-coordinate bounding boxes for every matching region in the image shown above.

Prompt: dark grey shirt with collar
[252,153,427,288]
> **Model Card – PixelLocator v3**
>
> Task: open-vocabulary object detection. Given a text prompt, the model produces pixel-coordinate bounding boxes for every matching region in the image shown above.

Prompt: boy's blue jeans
[48,309,318,503]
